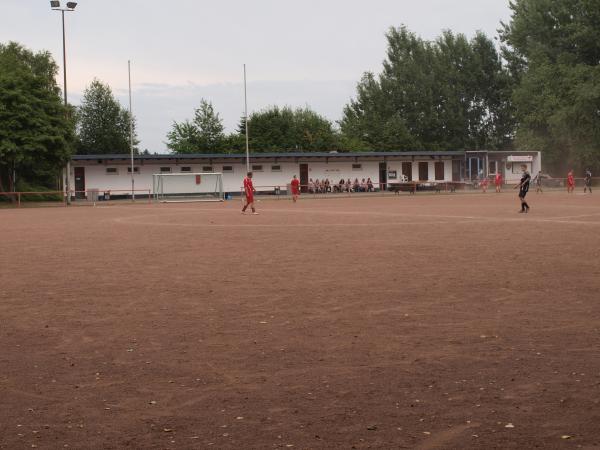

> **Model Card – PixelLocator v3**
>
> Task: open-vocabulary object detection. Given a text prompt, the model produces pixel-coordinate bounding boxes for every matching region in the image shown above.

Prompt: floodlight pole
[128,60,135,201]
[52,3,76,205]
[62,9,71,205]
[244,64,250,173]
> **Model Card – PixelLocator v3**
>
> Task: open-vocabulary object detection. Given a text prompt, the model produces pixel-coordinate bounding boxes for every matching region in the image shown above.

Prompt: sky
[2,0,513,152]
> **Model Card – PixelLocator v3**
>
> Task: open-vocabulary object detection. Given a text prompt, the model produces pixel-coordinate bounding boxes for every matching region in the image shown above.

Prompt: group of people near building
[566,169,593,194]
[478,169,593,195]
[308,178,375,194]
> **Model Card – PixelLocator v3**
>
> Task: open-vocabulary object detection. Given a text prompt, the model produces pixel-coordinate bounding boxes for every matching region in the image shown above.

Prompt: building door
[467,157,482,180]
[402,162,412,181]
[434,161,445,180]
[452,160,461,181]
[418,162,429,181]
[379,162,387,191]
[299,164,309,193]
[74,167,85,199]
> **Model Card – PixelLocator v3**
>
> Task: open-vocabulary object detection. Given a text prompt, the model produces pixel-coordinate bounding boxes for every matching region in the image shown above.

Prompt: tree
[166,99,226,153]
[75,79,138,155]
[233,106,340,152]
[340,26,514,152]
[500,0,600,173]
[0,42,73,192]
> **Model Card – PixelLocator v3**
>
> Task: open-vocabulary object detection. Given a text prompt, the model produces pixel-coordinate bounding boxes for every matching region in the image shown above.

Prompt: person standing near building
[241,172,258,215]
[480,176,489,193]
[532,171,544,193]
[567,170,575,194]
[495,172,503,193]
[514,165,531,213]
[584,169,592,193]
[290,175,301,203]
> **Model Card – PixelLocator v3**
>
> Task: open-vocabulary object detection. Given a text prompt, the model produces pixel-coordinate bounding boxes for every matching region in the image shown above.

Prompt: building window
[180,166,192,172]
[160,167,171,173]
[127,167,140,174]
[434,162,444,180]
[222,166,233,173]
[106,167,118,175]
[271,165,281,172]
[512,162,531,174]
[202,166,213,172]
[352,164,362,170]
[252,165,263,172]
[489,161,497,174]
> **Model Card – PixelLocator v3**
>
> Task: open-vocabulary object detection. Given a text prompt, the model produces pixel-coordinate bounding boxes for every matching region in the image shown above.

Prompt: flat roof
[70,150,528,162]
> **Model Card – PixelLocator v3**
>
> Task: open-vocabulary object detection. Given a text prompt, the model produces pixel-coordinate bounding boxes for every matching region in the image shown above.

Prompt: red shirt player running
[290,175,300,203]
[241,172,258,215]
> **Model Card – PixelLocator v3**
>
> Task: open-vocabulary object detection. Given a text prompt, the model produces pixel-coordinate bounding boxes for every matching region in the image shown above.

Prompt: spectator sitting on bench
[367,178,374,192]
[346,178,353,192]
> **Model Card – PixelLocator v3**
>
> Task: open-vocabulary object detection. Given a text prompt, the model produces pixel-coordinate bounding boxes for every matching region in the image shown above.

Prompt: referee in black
[515,164,531,213]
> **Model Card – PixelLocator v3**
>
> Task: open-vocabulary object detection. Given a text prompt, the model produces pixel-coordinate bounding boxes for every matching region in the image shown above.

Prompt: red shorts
[291,188,300,195]
[245,194,254,203]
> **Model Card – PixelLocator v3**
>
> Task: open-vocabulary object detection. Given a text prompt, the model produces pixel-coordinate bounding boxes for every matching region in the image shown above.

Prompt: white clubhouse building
[68,150,541,198]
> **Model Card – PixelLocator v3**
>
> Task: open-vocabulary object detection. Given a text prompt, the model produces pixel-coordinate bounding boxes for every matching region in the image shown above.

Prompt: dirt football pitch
[1,192,600,450]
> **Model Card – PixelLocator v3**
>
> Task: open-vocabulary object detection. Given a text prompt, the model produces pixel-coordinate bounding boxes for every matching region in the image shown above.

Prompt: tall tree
[0,42,73,192]
[166,99,226,153]
[233,106,340,152]
[76,79,138,155]
[500,0,600,172]
[340,26,514,152]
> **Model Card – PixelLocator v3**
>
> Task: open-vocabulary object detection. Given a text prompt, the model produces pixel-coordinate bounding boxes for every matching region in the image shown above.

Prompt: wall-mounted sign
[507,155,533,162]
[388,170,398,180]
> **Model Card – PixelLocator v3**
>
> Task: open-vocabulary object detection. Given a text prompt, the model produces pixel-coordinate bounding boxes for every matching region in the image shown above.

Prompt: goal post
[152,172,224,202]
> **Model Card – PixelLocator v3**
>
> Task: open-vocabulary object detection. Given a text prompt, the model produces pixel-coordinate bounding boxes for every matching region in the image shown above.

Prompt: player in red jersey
[290,175,300,203]
[241,172,258,215]
[494,173,502,193]
[567,170,575,194]
[480,176,489,193]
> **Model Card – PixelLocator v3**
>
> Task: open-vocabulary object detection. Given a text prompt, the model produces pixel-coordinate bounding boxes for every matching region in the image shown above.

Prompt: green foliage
[340,27,514,152]
[166,99,226,153]
[500,0,600,172]
[0,42,73,192]
[235,106,341,152]
[75,79,138,154]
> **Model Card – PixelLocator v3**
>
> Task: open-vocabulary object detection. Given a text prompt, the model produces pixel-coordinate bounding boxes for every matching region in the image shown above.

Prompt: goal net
[152,173,224,202]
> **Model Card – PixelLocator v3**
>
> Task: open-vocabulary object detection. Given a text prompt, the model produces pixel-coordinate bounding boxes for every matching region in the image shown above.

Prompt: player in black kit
[514,165,531,213]
[584,169,592,194]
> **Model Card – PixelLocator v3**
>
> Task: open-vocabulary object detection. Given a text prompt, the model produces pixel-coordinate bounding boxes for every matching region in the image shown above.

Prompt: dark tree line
[500,0,600,172]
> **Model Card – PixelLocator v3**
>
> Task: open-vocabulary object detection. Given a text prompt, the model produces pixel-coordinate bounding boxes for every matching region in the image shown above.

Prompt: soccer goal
[152,173,224,202]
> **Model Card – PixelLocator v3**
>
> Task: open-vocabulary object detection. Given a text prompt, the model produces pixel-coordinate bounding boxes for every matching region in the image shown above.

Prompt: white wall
[69,158,456,195]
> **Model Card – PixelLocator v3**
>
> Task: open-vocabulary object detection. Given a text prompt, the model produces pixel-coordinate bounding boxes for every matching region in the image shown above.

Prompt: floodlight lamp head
[66,2,77,9]
[50,1,60,8]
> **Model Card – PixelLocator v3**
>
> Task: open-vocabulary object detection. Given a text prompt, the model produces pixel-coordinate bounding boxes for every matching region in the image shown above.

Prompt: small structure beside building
[68,150,541,198]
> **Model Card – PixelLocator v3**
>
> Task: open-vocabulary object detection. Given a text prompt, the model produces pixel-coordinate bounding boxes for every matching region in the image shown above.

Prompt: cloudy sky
[2,0,513,152]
